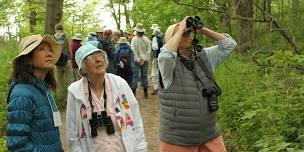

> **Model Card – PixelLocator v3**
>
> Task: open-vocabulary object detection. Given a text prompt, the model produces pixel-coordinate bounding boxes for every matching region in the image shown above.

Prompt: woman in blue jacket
[6,34,64,151]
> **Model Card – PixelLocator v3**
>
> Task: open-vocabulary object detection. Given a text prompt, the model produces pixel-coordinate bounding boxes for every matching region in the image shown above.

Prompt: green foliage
[216,51,304,151]
[0,41,18,132]
[62,0,101,37]
[0,136,7,152]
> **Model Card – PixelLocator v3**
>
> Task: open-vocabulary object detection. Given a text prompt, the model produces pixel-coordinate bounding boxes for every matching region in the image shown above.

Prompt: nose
[46,48,54,57]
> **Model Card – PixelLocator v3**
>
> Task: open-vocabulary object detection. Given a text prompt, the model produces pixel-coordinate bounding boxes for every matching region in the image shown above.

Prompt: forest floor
[59,85,160,152]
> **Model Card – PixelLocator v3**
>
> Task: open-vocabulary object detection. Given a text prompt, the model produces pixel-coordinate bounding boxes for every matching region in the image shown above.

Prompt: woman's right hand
[178,16,191,34]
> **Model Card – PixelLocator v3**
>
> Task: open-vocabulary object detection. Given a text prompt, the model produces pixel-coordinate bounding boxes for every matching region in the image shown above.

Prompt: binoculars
[89,111,115,137]
[186,16,203,30]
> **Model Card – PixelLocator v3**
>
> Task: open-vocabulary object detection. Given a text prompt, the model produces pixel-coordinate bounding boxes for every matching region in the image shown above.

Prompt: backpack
[114,45,132,70]
[152,34,164,58]
[54,33,68,66]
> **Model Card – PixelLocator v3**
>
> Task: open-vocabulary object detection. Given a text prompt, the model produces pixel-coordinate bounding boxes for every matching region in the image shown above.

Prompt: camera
[186,16,203,30]
[202,84,222,112]
[89,111,115,137]
[192,38,203,52]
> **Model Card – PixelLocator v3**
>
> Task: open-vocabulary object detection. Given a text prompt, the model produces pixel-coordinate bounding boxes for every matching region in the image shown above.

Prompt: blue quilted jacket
[6,80,63,152]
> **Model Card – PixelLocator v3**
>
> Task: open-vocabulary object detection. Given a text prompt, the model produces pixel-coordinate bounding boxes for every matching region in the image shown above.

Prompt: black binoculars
[89,111,115,137]
[186,16,203,30]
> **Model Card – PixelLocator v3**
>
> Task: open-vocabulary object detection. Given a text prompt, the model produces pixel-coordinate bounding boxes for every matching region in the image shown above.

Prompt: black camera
[89,111,115,137]
[192,38,203,52]
[202,84,222,112]
[186,16,203,30]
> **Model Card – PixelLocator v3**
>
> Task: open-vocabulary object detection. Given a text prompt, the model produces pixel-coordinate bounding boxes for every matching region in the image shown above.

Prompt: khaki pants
[150,58,159,91]
[55,60,73,101]
[160,136,227,152]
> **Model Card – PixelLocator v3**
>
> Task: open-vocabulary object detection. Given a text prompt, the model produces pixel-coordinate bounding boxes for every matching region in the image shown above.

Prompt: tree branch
[171,0,224,13]
[255,3,299,54]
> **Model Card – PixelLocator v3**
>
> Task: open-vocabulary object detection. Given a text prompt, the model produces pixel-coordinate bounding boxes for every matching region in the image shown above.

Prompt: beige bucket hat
[133,23,146,32]
[72,33,83,41]
[164,24,178,44]
[13,34,61,63]
[151,23,160,30]
[117,37,129,44]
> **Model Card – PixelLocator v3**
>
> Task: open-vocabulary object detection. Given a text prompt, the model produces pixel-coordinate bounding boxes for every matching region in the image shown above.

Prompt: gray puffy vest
[158,51,220,146]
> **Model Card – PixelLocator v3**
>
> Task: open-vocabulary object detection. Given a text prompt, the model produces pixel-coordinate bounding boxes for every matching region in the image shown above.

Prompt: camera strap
[87,80,107,113]
[195,54,222,96]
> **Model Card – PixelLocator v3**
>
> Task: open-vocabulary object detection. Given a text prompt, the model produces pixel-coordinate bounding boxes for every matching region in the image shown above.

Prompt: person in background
[112,30,122,48]
[66,43,147,152]
[131,23,151,98]
[114,37,134,86]
[7,34,64,151]
[71,33,83,81]
[96,28,104,43]
[150,27,164,95]
[54,23,73,102]
[100,29,116,74]
[150,23,161,39]
[126,31,134,43]
[158,16,237,152]
[86,32,98,41]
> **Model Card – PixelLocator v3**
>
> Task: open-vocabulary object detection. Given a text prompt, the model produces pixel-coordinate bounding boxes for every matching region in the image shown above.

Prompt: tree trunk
[236,0,255,54]
[109,0,120,30]
[123,2,131,29]
[291,0,299,27]
[44,0,64,34]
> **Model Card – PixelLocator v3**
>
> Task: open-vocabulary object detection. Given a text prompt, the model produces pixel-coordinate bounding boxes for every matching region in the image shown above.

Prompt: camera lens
[186,17,194,28]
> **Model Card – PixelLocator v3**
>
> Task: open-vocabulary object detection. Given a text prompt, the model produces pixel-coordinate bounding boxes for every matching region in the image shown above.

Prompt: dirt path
[60,87,160,152]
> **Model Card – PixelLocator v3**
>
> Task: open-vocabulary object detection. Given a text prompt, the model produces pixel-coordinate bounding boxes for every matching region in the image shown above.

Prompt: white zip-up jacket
[66,73,147,152]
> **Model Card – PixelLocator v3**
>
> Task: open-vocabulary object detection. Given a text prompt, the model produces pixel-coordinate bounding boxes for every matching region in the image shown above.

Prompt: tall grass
[0,41,18,151]
[216,52,304,151]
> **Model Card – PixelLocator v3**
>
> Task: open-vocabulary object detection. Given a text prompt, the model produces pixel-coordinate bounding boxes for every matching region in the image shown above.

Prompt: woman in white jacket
[66,43,147,152]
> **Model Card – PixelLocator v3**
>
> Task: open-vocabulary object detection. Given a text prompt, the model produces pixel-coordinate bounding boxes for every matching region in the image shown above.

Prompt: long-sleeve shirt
[158,35,237,90]
[131,35,151,62]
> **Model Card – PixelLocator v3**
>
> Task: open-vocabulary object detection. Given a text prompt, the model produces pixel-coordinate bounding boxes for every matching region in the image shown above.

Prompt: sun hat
[71,33,83,41]
[117,37,129,44]
[164,23,178,44]
[12,34,61,63]
[75,43,107,76]
[151,24,160,30]
[133,23,146,32]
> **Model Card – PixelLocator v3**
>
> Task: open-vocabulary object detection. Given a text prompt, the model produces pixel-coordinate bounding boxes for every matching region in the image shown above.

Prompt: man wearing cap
[7,34,64,151]
[150,24,163,95]
[131,23,151,98]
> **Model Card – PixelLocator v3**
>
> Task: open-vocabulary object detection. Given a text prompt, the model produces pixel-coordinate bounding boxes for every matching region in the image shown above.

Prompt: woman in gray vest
[158,16,237,151]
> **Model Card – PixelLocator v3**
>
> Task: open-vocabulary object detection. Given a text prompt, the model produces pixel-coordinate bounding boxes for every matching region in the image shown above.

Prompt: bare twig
[171,0,224,13]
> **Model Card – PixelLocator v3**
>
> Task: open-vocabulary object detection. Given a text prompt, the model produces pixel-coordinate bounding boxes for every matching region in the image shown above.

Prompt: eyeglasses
[86,52,104,61]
